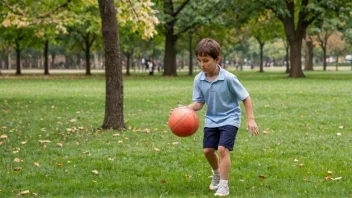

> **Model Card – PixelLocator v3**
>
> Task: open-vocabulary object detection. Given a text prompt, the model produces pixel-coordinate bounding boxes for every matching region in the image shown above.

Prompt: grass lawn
[0,70,351,197]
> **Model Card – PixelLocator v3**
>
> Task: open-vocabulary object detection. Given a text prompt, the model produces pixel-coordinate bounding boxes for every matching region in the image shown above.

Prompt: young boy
[187,38,259,196]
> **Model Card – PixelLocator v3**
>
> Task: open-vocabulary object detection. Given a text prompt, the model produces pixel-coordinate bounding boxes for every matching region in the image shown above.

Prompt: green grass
[0,70,351,197]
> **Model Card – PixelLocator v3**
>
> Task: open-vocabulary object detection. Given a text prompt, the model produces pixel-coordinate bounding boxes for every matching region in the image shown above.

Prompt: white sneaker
[209,173,220,190]
[214,183,229,196]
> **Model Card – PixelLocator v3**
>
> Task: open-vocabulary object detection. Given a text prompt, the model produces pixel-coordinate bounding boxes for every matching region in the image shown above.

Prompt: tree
[233,0,352,77]
[246,12,282,72]
[1,0,71,75]
[98,0,158,130]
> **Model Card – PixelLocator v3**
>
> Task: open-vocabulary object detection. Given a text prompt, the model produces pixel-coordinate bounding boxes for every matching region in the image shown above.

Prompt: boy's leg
[203,127,221,190]
[218,146,231,180]
[204,148,220,190]
[203,148,219,170]
[214,125,238,196]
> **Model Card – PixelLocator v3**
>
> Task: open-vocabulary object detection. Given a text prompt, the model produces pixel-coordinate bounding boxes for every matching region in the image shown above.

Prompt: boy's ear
[216,56,220,62]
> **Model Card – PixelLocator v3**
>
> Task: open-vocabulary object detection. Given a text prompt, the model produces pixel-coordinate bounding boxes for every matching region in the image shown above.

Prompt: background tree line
[1,0,352,77]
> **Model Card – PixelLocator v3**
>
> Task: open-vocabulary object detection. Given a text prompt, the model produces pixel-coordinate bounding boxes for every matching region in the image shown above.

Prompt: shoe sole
[214,192,229,196]
[209,185,218,190]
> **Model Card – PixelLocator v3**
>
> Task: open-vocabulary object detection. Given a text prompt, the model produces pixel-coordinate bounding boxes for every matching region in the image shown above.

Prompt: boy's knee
[203,148,215,156]
[217,146,229,156]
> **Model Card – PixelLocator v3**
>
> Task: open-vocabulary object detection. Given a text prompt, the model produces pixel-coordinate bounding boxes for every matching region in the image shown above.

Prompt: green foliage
[0,71,352,197]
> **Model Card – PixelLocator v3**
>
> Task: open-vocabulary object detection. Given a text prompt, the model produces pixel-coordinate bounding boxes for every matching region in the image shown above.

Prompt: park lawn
[0,71,351,197]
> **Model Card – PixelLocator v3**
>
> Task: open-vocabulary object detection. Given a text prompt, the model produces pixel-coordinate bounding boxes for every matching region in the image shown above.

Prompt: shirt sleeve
[192,76,205,103]
[228,76,249,101]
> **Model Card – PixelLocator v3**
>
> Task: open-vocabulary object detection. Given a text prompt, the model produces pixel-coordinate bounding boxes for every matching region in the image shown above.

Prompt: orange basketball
[168,107,199,137]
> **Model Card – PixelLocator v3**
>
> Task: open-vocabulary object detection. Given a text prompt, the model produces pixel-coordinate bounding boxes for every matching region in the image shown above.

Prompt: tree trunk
[15,40,21,75]
[44,40,50,75]
[284,41,290,73]
[126,53,131,76]
[304,37,314,71]
[98,0,125,130]
[322,47,327,71]
[162,0,177,76]
[259,42,264,72]
[85,39,91,75]
[289,41,305,77]
[188,30,193,76]
[163,31,177,76]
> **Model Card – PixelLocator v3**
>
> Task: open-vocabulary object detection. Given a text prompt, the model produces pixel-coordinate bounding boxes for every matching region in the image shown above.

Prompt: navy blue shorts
[203,125,238,151]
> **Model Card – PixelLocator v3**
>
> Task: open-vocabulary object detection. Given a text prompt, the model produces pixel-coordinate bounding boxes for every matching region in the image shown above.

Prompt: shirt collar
[200,65,225,81]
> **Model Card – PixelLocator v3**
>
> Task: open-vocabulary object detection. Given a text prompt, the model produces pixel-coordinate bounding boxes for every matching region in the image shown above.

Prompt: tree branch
[38,0,71,19]
[0,0,25,16]
[173,0,190,17]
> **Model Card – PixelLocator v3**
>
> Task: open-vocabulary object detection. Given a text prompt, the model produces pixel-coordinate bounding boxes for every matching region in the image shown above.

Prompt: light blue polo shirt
[192,65,249,128]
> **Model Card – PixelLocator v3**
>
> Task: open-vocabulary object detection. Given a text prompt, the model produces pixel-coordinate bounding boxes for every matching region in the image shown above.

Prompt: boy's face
[197,54,220,73]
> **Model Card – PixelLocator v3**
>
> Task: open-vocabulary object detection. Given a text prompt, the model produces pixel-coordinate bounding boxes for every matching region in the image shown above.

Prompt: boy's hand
[247,119,259,136]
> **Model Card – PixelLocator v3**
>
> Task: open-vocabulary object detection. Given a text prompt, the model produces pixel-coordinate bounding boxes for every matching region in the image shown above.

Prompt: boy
[187,38,259,196]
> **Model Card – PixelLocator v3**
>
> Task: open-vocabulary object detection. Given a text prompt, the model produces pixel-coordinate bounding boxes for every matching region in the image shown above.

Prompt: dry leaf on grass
[14,167,22,171]
[92,170,99,175]
[18,190,30,195]
[39,140,51,143]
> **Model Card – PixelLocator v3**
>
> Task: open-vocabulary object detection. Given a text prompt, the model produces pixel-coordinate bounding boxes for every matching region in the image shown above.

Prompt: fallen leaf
[39,140,51,143]
[56,164,63,167]
[263,130,268,135]
[14,167,22,171]
[239,179,245,182]
[294,159,299,162]
[0,141,3,145]
[325,176,331,181]
[92,170,99,175]
[154,148,160,152]
[34,162,40,167]
[338,126,343,129]
[259,175,266,179]
[113,133,120,137]
[299,164,304,167]
[185,175,192,178]
[70,119,76,123]
[13,158,21,163]
[108,158,114,161]
[144,128,151,133]
[57,143,63,147]
[172,142,179,145]
[331,177,342,181]
[0,134,8,139]
[160,179,166,183]
[21,141,27,144]
[18,190,30,195]
[328,170,333,175]
[118,140,123,144]
[336,133,341,136]
[83,151,90,155]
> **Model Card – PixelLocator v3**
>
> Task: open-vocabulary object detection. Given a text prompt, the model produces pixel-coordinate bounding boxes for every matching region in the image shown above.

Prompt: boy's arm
[187,102,204,111]
[243,96,259,136]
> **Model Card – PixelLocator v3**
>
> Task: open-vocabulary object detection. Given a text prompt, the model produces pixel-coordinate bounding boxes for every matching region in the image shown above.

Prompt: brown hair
[195,38,221,59]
